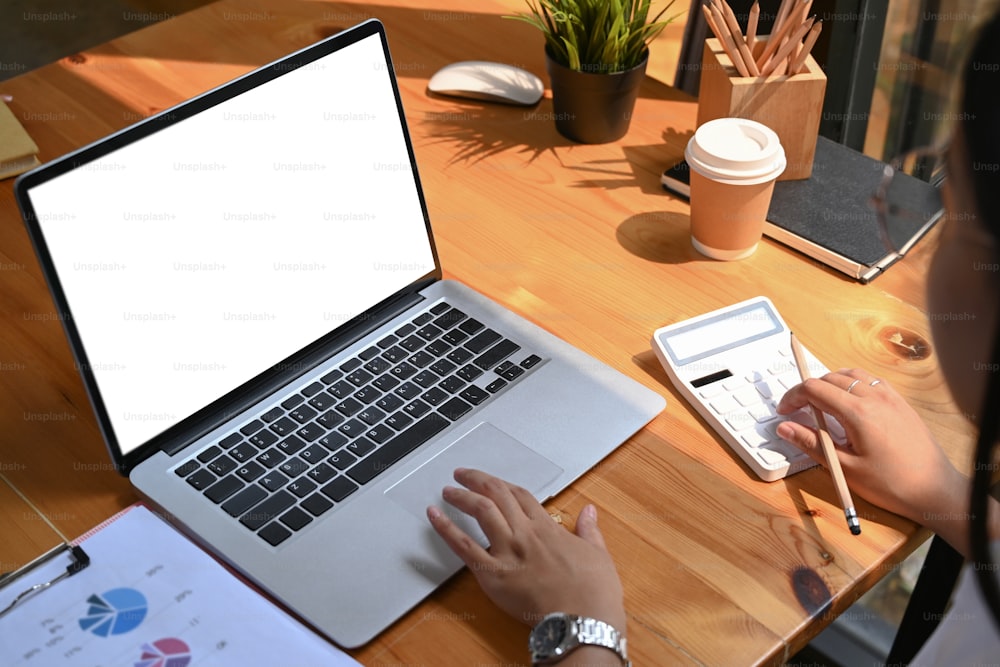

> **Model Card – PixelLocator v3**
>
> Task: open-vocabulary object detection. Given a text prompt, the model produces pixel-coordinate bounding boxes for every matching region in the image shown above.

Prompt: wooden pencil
[788,19,822,74]
[747,1,760,53]
[719,0,760,75]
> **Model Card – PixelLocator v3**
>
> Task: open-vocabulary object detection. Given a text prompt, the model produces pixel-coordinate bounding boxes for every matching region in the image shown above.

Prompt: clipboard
[0,504,360,667]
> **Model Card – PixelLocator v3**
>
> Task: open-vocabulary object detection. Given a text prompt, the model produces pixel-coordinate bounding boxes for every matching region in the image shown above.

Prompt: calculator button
[764,441,805,461]
[754,381,775,400]
[710,396,740,415]
[733,387,762,407]
[724,410,756,432]
[722,377,744,392]
[748,402,779,423]
[777,372,801,391]
[755,447,787,466]
[778,346,792,357]
[741,430,769,449]
[698,383,726,399]
[745,370,765,383]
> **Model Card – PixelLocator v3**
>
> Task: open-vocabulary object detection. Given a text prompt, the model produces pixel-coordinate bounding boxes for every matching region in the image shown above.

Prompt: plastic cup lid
[685,118,786,185]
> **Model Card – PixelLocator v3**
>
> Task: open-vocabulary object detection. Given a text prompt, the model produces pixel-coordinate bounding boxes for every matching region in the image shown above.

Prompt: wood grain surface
[0,1,974,665]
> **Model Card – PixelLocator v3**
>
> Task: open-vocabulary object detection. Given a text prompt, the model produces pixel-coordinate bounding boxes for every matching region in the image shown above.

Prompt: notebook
[14,19,665,648]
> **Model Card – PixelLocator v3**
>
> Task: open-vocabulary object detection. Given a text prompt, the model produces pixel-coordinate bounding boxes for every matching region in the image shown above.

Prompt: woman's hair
[962,7,1000,634]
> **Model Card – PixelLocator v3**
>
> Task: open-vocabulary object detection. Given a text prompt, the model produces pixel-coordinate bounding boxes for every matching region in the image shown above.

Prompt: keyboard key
[432,308,466,328]
[372,373,401,392]
[381,345,407,363]
[259,471,289,492]
[413,312,434,326]
[256,448,286,469]
[319,432,348,450]
[347,369,374,386]
[346,414,450,485]
[403,399,431,417]
[395,322,416,337]
[302,381,324,397]
[301,493,334,516]
[290,405,318,424]
[320,368,344,384]
[459,385,490,405]
[296,422,325,442]
[423,387,448,406]
[358,406,387,425]
[259,522,292,546]
[430,359,457,376]
[185,468,216,490]
[208,454,238,476]
[385,411,414,431]
[442,329,469,346]
[240,419,265,436]
[317,409,345,429]
[413,370,439,388]
[321,476,359,502]
[328,449,358,470]
[394,381,421,400]
[281,394,305,410]
[280,507,313,531]
[204,474,244,503]
[249,429,278,448]
[335,397,364,417]
[446,347,473,365]
[709,395,740,415]
[306,462,337,484]
[270,416,297,436]
[359,346,380,361]
[299,444,329,463]
[279,457,310,478]
[175,460,200,477]
[230,441,259,462]
[438,397,473,421]
[439,375,467,394]
[520,354,542,368]
[425,340,452,357]
[219,433,243,449]
[465,329,502,354]
[340,358,362,373]
[277,434,306,455]
[390,362,418,380]
[366,424,395,444]
[399,335,426,352]
[734,387,763,407]
[364,357,392,375]
[430,302,452,316]
[338,418,365,437]
[328,379,355,399]
[222,484,268,517]
[377,334,398,349]
[376,393,404,412]
[485,378,508,393]
[347,437,376,458]
[498,364,524,381]
[308,391,336,411]
[236,461,266,482]
[240,491,295,530]
[354,385,382,404]
[416,324,443,340]
[457,364,483,382]
[197,445,222,463]
[287,477,318,498]
[458,318,484,335]
[408,351,435,368]
[474,339,519,369]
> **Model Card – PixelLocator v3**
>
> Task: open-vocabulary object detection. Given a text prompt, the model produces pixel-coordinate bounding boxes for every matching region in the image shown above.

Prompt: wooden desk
[0,1,974,664]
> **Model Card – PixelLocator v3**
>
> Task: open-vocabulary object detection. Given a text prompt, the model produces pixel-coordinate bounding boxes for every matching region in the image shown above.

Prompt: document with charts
[0,505,359,667]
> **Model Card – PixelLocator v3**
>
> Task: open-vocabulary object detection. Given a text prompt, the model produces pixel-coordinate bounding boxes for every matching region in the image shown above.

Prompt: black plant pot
[544,48,648,144]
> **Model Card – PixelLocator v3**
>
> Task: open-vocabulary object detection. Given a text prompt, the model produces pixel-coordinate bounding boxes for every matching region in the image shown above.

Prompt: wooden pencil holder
[697,37,826,181]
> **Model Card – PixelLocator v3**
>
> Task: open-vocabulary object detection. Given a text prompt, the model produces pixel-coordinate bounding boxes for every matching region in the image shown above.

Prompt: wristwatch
[528,612,630,666]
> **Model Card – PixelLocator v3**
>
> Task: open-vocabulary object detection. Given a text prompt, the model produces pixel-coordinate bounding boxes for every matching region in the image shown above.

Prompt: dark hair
[962,8,1000,635]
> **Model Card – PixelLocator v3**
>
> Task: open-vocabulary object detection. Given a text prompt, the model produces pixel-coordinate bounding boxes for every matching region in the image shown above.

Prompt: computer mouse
[427,61,544,106]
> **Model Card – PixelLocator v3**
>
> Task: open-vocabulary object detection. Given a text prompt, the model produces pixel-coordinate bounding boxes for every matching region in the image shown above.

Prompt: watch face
[529,615,568,654]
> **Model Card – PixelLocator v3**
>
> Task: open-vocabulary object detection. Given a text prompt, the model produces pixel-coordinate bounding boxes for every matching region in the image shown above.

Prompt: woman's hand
[427,468,626,633]
[776,368,972,551]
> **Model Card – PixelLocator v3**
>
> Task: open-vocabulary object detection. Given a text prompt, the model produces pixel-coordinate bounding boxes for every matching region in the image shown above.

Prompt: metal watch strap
[574,616,629,666]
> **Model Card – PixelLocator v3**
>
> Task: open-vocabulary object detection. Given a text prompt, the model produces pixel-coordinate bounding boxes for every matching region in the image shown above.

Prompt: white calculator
[651,296,842,481]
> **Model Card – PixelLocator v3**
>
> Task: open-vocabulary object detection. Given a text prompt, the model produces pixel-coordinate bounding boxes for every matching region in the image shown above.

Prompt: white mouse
[427,61,544,106]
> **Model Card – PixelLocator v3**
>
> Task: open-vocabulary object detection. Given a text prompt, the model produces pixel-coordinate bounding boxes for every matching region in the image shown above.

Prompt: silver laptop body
[15,19,665,648]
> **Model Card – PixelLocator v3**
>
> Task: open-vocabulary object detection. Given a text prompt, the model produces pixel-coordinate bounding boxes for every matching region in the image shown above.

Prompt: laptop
[15,19,665,648]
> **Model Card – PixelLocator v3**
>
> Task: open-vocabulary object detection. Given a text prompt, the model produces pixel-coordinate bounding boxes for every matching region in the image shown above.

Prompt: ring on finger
[846,379,862,394]
[869,379,882,387]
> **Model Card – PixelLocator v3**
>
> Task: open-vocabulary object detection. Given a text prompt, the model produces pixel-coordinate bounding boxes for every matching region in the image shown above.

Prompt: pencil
[755,1,806,70]
[708,2,751,76]
[789,332,861,535]
[788,18,822,73]
[773,0,795,35]
[747,1,760,54]
[719,0,760,75]
[761,17,813,76]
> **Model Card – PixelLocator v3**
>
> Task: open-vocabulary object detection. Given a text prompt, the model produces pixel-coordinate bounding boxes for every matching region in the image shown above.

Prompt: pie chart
[78,587,148,637]
[134,637,192,667]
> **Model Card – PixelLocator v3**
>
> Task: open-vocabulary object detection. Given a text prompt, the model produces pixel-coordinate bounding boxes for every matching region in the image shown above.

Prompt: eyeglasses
[870,145,947,254]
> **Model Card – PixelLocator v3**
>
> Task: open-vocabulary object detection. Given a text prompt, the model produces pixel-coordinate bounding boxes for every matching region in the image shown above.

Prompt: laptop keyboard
[173,300,543,546]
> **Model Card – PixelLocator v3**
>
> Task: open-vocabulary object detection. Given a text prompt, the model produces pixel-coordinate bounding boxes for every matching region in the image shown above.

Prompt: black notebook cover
[661,137,944,282]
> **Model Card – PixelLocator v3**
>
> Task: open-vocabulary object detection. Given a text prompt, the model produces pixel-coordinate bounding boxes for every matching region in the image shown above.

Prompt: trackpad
[385,422,564,545]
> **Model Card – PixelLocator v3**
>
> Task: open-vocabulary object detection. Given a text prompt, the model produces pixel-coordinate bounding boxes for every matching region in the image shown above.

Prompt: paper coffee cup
[685,118,786,260]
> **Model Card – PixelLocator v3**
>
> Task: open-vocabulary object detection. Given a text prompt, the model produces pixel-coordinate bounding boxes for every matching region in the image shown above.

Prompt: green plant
[508,0,680,73]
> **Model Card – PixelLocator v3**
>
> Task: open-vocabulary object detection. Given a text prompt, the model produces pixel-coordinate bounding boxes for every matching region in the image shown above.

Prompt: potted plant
[509,0,679,143]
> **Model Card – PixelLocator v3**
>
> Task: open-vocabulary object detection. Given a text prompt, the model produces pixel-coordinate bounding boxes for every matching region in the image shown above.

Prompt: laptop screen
[19,26,437,459]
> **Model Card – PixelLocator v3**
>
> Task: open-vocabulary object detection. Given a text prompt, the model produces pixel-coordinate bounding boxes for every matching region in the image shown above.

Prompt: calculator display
[660,301,783,366]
